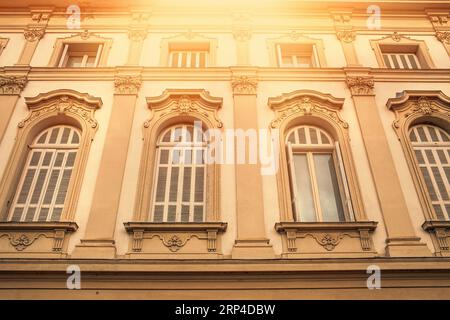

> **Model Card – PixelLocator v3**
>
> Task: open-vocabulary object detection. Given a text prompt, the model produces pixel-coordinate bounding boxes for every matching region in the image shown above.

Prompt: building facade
[0,0,449,299]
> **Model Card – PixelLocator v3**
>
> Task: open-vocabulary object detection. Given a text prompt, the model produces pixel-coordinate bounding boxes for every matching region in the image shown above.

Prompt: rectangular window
[169,43,209,68]
[382,52,421,69]
[58,43,103,68]
[276,43,319,68]
[379,44,423,69]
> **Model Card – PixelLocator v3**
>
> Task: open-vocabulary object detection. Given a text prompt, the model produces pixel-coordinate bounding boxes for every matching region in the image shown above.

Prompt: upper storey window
[277,43,319,68]
[380,45,422,69]
[48,33,112,68]
[58,43,103,68]
[168,43,209,68]
[370,35,435,69]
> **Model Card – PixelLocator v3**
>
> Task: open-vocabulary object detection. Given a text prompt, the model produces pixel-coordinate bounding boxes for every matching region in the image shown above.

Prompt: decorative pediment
[20,89,102,129]
[145,89,223,128]
[268,90,347,129]
[387,90,450,131]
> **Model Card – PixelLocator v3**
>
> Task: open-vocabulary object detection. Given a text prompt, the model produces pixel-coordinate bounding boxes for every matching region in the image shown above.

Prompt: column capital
[0,75,27,95]
[233,26,252,42]
[336,28,356,43]
[231,75,257,95]
[345,75,375,96]
[128,28,148,42]
[114,74,142,95]
[436,31,450,44]
[23,26,46,42]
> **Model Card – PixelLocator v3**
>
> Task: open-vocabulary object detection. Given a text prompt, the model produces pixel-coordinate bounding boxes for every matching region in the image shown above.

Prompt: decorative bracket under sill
[124,222,227,253]
[422,220,450,252]
[275,221,378,253]
[0,221,78,252]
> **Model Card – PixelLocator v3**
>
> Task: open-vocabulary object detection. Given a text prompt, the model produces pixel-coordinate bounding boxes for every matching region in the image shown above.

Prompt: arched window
[286,125,353,222]
[410,124,450,220]
[151,124,206,222]
[7,125,80,222]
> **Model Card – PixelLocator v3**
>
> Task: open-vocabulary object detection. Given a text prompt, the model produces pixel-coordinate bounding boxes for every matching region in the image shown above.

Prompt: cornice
[2,67,449,83]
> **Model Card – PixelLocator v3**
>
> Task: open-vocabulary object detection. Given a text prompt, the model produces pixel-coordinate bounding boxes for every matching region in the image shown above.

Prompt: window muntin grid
[285,125,353,222]
[8,125,80,222]
[151,124,207,222]
[410,124,450,220]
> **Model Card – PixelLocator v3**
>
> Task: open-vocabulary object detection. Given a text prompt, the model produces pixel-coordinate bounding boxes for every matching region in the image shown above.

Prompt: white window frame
[410,124,450,221]
[286,125,353,222]
[276,43,319,68]
[7,126,80,222]
[169,50,209,68]
[58,43,103,68]
[151,124,207,223]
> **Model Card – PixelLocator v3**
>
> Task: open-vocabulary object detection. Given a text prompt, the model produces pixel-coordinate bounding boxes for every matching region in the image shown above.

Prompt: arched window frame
[285,125,354,223]
[7,125,82,223]
[124,89,226,257]
[151,124,208,223]
[0,89,101,255]
[269,90,377,257]
[388,90,450,256]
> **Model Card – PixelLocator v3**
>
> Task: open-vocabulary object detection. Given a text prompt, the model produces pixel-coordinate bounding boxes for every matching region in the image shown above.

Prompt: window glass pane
[85,55,96,67]
[313,154,345,222]
[66,56,83,67]
[293,154,316,222]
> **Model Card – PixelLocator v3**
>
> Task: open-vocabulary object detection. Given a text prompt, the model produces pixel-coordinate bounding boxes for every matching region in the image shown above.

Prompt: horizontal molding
[2,66,449,82]
[0,221,78,232]
[124,222,227,232]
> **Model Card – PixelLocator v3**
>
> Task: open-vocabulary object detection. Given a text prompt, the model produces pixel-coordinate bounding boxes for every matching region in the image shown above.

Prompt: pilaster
[330,10,360,66]
[426,11,450,56]
[16,9,52,65]
[345,68,431,257]
[230,67,274,259]
[0,66,30,143]
[72,67,143,259]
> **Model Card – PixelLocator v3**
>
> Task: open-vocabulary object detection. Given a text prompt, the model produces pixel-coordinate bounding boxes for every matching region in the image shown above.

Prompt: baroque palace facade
[0,0,449,299]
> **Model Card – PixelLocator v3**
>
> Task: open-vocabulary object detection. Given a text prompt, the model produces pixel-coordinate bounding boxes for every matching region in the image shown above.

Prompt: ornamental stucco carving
[0,76,27,95]
[336,29,356,43]
[270,97,349,129]
[346,76,375,96]
[231,75,257,94]
[24,27,45,42]
[114,75,142,95]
